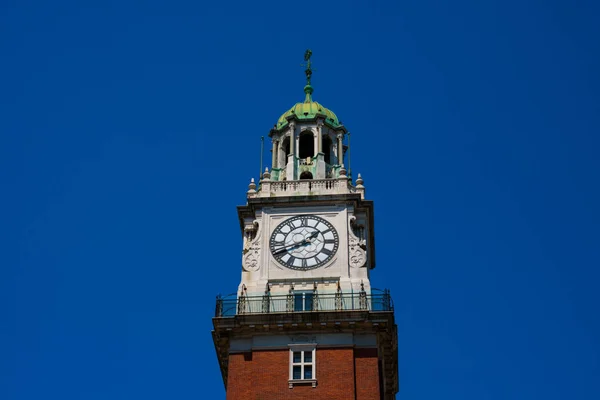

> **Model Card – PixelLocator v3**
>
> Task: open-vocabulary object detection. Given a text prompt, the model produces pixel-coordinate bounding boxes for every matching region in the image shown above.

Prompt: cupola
[267,50,348,182]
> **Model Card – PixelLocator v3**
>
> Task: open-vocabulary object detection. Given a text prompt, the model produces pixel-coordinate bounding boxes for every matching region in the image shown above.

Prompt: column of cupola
[337,133,343,165]
[272,139,278,170]
[287,122,296,180]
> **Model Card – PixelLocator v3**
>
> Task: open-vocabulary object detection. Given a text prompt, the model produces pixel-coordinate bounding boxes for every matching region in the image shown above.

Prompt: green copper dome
[276,85,341,130]
[275,50,343,131]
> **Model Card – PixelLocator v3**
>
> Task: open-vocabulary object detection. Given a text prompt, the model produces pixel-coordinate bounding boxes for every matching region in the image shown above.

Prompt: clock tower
[212,51,399,400]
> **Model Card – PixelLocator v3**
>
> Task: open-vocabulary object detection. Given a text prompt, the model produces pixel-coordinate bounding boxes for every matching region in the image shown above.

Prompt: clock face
[270,215,339,270]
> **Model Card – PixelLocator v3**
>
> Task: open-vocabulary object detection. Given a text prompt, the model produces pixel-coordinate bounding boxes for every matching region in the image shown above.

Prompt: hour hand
[273,246,290,255]
[273,242,301,255]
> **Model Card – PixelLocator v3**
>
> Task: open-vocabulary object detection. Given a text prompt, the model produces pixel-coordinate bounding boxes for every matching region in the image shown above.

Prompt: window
[293,291,314,311]
[289,345,316,388]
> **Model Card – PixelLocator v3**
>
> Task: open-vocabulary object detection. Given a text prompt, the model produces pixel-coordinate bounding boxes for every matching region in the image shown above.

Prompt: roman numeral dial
[269,215,339,270]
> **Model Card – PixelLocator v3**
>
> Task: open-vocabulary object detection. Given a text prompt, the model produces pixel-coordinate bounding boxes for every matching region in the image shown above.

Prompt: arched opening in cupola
[299,131,314,161]
[280,136,290,167]
[300,171,313,180]
[322,135,332,164]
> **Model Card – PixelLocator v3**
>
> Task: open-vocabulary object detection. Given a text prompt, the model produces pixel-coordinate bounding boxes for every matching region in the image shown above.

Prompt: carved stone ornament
[242,221,262,272]
[348,216,367,268]
[243,251,260,272]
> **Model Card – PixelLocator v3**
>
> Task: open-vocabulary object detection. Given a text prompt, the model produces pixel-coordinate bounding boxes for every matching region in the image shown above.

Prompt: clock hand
[273,246,292,255]
[298,231,319,245]
[273,232,318,255]
[273,241,305,255]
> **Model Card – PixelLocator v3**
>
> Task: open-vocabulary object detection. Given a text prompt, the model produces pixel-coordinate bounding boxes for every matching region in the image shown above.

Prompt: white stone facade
[238,202,373,299]
[237,110,373,302]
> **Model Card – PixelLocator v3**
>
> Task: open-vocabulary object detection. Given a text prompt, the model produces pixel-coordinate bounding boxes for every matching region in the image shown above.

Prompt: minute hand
[273,238,312,255]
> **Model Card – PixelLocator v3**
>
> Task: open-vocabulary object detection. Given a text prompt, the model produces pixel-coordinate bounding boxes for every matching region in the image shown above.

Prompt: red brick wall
[355,348,381,400]
[226,347,381,400]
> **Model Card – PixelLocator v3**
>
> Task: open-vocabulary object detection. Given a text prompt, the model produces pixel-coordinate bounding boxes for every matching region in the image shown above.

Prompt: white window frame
[288,344,317,388]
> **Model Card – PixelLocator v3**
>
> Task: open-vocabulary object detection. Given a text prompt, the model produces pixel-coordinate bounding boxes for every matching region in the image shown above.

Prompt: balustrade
[258,178,355,197]
[215,291,393,317]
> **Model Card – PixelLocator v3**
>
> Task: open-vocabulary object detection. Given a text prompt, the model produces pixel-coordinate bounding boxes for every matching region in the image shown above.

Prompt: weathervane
[301,49,314,102]
[302,49,313,86]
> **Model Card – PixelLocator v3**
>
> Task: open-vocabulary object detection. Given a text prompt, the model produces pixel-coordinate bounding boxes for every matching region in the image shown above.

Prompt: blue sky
[2,0,599,399]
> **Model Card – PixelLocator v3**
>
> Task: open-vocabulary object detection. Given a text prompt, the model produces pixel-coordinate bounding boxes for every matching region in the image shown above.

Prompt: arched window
[322,135,332,164]
[299,131,314,159]
[300,171,313,180]
[281,137,290,166]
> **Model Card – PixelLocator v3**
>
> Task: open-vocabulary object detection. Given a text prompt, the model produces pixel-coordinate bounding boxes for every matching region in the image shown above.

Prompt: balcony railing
[214,290,393,318]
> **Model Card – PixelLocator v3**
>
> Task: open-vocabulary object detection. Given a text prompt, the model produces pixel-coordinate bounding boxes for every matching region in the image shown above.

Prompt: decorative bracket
[242,220,262,271]
[348,216,367,268]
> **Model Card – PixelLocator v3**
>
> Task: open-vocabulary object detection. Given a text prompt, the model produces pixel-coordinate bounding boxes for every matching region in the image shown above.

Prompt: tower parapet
[248,166,365,199]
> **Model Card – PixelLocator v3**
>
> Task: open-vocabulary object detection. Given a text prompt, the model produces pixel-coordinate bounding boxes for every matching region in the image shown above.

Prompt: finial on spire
[262,167,271,181]
[247,178,257,194]
[302,49,314,103]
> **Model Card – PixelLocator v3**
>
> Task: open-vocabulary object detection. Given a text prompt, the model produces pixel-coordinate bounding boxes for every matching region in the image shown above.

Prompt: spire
[303,49,314,103]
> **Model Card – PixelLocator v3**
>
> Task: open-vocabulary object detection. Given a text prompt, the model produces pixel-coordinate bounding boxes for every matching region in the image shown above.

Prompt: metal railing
[214,290,393,318]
